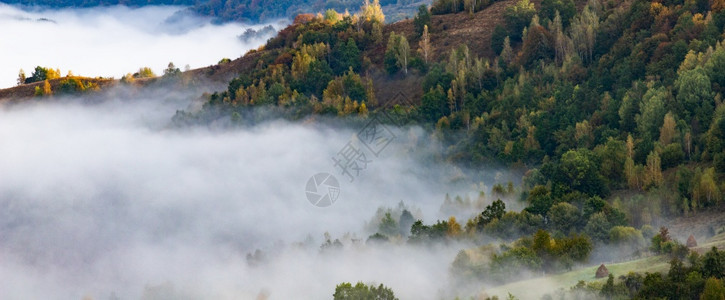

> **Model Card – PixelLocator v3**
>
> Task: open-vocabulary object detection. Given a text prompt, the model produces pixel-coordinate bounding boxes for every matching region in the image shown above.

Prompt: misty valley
[3,0,725,299]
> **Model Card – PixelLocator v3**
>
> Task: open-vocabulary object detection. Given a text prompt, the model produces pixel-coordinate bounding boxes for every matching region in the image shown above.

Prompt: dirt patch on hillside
[185,50,270,83]
[369,70,424,108]
[384,0,540,62]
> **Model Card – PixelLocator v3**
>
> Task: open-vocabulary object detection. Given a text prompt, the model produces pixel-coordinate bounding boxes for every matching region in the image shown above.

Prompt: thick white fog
[0,4,282,88]
[0,90,501,299]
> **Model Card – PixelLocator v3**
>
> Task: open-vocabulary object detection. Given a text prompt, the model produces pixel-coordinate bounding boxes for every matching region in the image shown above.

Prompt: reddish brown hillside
[183,50,271,83]
[383,0,541,62]
[0,0,541,103]
[0,77,115,102]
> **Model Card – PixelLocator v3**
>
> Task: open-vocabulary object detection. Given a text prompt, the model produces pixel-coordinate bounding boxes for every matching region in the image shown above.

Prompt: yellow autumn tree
[447,217,462,237]
[645,151,663,188]
[659,112,677,145]
[360,0,385,24]
[418,25,431,64]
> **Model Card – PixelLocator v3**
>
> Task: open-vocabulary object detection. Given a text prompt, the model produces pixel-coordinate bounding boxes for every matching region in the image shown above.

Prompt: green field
[485,256,668,299]
[484,232,725,299]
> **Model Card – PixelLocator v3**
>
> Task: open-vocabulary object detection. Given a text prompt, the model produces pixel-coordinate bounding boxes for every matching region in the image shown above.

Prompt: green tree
[482,199,506,222]
[332,38,361,74]
[413,5,431,36]
[323,9,342,23]
[547,202,581,234]
[58,78,86,94]
[702,247,725,279]
[540,0,575,27]
[705,45,725,92]
[676,67,714,125]
[491,25,508,55]
[701,277,725,300]
[303,60,334,96]
[420,85,448,121]
[333,282,398,300]
[569,5,598,63]
[396,36,410,75]
[595,138,627,187]
[378,212,399,237]
[519,25,554,67]
[163,62,181,78]
[609,226,646,248]
[477,199,506,231]
[399,209,415,236]
[384,47,400,74]
[490,245,543,277]
[636,85,668,140]
[503,0,536,41]
[584,212,611,242]
[694,168,721,207]
[526,185,554,216]
[558,148,607,197]
[26,66,60,83]
[661,143,685,169]
[600,274,616,299]
[500,36,514,64]
[385,32,410,75]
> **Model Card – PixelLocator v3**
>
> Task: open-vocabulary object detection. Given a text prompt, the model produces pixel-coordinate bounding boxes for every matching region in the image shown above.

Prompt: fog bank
[0,89,505,299]
[0,4,282,88]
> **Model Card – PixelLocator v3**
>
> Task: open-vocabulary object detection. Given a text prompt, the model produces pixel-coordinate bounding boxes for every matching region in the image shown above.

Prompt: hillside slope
[0,0,517,103]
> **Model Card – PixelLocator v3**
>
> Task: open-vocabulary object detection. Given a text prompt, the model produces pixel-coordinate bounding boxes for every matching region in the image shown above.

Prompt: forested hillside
[167,0,725,297]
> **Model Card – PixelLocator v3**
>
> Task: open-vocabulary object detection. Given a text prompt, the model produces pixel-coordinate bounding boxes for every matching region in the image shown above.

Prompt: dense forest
[166,0,725,297]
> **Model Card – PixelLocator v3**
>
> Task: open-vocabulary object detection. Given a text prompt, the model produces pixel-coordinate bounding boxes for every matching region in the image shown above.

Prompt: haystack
[687,234,698,247]
[595,264,609,278]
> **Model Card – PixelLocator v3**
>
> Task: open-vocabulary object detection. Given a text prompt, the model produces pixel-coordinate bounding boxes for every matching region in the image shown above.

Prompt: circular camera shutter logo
[305,172,340,207]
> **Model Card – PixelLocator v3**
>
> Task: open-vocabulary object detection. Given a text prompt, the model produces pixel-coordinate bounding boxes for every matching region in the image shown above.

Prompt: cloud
[0,4,283,88]
[0,87,505,299]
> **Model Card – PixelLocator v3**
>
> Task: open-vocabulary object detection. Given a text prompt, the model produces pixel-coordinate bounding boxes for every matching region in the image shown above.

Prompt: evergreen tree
[413,5,431,36]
